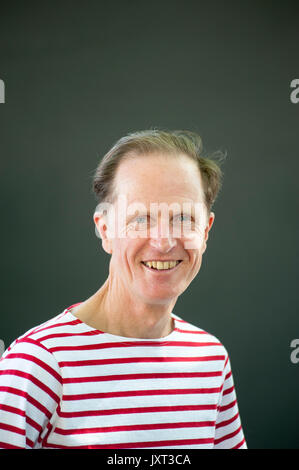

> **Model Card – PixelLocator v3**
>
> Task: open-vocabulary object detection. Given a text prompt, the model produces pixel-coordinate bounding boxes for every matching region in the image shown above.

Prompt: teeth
[143,260,180,270]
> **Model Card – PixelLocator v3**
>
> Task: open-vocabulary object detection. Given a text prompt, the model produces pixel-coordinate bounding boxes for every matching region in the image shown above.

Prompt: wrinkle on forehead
[112,152,206,206]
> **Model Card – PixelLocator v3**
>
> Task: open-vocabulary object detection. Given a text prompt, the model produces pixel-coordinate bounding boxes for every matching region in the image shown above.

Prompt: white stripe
[0,308,246,449]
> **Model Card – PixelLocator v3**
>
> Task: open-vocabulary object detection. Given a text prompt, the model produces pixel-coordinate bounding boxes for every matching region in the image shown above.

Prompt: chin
[138,288,182,304]
[143,297,177,306]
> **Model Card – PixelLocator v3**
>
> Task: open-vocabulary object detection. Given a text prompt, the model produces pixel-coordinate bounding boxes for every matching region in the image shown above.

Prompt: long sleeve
[214,354,247,449]
[0,337,62,448]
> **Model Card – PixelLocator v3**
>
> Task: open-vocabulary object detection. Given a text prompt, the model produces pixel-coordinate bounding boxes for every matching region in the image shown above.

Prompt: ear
[94,211,112,254]
[201,212,215,254]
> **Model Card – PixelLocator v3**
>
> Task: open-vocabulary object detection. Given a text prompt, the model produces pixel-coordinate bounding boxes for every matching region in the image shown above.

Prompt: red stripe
[66,303,82,311]
[26,437,34,448]
[0,441,23,449]
[173,317,188,323]
[41,420,54,447]
[0,403,44,434]
[3,353,62,384]
[63,386,221,401]
[225,370,232,380]
[0,370,60,404]
[37,330,103,342]
[57,403,218,418]
[26,415,42,433]
[218,399,237,413]
[59,355,225,368]
[223,385,235,396]
[175,329,209,334]
[40,329,182,341]
[0,422,25,436]
[214,424,243,445]
[215,412,239,428]
[0,386,52,419]
[16,313,69,341]
[32,319,82,334]
[43,437,214,449]
[233,437,246,449]
[49,340,221,352]
[14,337,56,358]
[63,370,222,384]
[54,420,216,435]
[0,403,25,418]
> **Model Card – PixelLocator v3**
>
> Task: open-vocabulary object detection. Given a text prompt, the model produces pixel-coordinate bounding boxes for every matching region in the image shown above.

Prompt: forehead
[112,153,205,206]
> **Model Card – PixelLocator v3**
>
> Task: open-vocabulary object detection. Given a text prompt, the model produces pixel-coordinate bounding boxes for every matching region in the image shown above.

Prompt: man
[0,129,247,449]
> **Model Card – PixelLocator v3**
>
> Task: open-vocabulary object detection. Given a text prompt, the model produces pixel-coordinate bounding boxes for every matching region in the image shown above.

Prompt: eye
[128,215,150,230]
[135,215,148,224]
[174,213,192,222]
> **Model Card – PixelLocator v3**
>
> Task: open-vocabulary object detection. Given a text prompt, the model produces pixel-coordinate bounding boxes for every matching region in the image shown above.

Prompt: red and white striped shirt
[0,303,247,449]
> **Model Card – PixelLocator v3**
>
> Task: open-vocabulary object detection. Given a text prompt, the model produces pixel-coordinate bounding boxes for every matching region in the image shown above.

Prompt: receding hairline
[107,149,205,204]
[92,129,225,217]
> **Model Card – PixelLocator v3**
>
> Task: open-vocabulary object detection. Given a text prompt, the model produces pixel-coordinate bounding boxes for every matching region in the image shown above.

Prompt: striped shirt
[0,303,247,449]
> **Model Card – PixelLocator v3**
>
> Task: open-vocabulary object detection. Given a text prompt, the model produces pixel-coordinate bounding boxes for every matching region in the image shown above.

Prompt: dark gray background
[0,0,298,449]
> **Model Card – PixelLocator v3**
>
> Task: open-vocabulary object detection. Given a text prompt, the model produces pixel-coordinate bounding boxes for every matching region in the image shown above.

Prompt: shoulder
[2,309,70,357]
[0,307,82,374]
[0,311,74,409]
[0,306,86,385]
[173,313,229,358]
[1,305,92,371]
[5,303,87,347]
[0,311,73,440]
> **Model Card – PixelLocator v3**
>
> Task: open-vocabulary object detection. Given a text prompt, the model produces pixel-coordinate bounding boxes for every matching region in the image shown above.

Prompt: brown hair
[92,128,225,214]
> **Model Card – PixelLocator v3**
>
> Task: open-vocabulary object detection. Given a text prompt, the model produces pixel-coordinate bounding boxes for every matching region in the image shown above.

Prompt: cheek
[116,239,144,269]
[191,250,203,269]
[187,254,203,284]
[182,231,205,252]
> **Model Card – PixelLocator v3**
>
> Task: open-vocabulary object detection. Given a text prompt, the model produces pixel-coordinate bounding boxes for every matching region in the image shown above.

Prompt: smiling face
[94,152,215,306]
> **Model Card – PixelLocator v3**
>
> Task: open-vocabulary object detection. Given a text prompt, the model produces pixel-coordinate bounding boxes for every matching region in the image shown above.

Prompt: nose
[149,219,177,252]
[149,236,177,252]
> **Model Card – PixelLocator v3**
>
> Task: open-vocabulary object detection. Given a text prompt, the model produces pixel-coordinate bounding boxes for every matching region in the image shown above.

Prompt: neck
[73,277,177,339]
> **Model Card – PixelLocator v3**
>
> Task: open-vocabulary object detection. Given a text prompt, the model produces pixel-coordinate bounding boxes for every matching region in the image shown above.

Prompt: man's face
[95,153,215,305]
